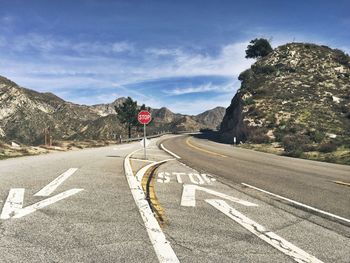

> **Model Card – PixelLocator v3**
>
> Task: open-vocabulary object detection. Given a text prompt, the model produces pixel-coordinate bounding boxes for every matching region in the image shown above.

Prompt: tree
[114,97,138,138]
[245,38,273,59]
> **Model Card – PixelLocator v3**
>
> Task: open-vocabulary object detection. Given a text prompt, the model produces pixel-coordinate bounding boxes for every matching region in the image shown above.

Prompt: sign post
[138,110,152,159]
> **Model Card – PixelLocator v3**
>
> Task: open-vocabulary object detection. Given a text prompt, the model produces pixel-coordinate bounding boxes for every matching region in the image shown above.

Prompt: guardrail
[120,132,172,143]
[120,130,201,143]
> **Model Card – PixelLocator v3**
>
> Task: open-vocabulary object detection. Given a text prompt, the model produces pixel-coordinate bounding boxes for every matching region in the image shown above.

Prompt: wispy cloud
[0,32,254,113]
[165,80,238,96]
[0,33,253,87]
[7,33,134,55]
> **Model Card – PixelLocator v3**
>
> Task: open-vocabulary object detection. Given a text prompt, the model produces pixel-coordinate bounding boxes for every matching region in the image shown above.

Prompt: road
[0,134,349,262]
[0,141,159,262]
[163,135,350,220]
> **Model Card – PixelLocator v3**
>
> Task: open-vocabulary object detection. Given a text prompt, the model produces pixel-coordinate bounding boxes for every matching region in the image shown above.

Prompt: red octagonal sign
[138,110,152,125]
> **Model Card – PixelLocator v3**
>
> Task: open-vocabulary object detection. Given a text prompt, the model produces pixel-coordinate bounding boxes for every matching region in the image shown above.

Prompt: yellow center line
[185,137,228,158]
[141,165,167,228]
[333,181,350,187]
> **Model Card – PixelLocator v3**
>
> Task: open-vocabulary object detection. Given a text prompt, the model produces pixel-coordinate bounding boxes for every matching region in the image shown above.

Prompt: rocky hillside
[0,76,101,144]
[220,43,350,163]
[195,106,226,129]
[0,76,225,144]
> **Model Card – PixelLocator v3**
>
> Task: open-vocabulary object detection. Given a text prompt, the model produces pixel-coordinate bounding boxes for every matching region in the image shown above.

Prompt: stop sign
[138,110,152,125]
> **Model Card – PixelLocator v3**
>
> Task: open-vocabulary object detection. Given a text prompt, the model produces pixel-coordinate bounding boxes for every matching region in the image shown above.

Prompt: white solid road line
[160,143,181,159]
[206,199,323,263]
[242,183,350,224]
[35,168,78,197]
[124,150,179,263]
[181,184,258,207]
[0,188,25,219]
[1,188,83,219]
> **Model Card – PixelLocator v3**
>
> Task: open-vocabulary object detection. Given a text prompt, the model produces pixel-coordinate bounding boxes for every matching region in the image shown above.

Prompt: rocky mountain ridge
[0,76,225,144]
[220,42,350,163]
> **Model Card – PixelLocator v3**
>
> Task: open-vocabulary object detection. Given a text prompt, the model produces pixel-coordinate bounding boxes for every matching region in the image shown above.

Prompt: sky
[0,0,349,114]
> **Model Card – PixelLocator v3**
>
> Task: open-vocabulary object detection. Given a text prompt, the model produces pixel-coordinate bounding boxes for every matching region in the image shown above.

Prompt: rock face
[0,76,225,144]
[90,97,127,116]
[220,43,350,150]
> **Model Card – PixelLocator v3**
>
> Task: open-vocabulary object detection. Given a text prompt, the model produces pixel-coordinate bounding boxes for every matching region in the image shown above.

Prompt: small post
[143,123,146,159]
[233,136,236,146]
[44,128,47,146]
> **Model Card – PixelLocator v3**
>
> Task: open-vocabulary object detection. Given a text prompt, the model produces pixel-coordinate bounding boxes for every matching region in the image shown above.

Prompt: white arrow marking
[0,188,25,219]
[34,168,78,197]
[180,184,258,207]
[1,188,83,219]
[206,199,323,263]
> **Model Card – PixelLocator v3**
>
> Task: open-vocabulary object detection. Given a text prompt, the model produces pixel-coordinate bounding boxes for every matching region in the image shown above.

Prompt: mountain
[0,76,101,144]
[195,106,226,130]
[0,76,225,145]
[220,43,350,162]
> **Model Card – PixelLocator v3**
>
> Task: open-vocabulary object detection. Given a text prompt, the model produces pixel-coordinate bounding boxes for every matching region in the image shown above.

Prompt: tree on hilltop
[245,38,273,59]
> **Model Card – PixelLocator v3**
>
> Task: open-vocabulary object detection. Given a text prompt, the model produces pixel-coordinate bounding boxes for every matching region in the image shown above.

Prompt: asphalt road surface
[0,134,349,262]
[0,141,159,262]
[162,135,350,220]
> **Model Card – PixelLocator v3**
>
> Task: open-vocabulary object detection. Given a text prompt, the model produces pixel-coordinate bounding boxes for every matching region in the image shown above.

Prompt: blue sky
[0,0,349,114]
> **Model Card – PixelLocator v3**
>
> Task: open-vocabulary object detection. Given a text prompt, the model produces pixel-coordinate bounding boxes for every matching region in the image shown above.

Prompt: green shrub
[281,134,311,155]
[307,130,325,143]
[238,69,252,81]
[333,49,350,66]
[318,142,337,153]
[252,65,276,74]
[243,97,255,106]
[248,128,270,144]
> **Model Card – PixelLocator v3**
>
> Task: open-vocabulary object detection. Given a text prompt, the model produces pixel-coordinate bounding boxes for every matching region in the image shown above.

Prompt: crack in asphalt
[165,233,194,252]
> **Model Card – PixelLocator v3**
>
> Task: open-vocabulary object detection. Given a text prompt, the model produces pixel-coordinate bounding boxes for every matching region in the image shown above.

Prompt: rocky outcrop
[220,43,350,150]
[91,97,127,116]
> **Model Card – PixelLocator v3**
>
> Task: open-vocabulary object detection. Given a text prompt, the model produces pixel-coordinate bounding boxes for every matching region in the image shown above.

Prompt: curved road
[162,135,350,220]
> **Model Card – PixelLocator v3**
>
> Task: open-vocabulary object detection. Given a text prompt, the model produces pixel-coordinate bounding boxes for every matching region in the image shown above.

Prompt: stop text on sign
[138,110,152,125]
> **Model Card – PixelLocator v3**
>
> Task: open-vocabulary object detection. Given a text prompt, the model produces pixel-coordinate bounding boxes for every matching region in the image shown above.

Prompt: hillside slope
[0,76,225,144]
[220,43,350,163]
[0,76,100,144]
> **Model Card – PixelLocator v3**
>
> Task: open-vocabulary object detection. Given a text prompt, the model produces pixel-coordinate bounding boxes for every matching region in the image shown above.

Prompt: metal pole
[143,123,146,159]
